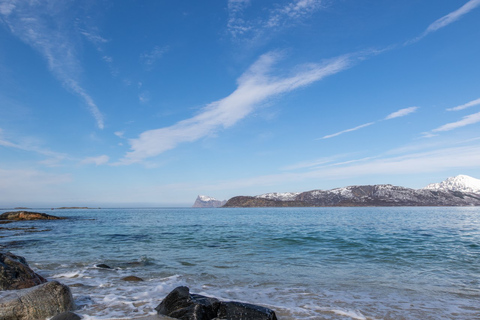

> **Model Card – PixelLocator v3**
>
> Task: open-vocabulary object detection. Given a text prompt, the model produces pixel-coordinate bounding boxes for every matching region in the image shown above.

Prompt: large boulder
[0,251,47,290]
[0,280,75,320]
[155,286,277,320]
[0,211,65,221]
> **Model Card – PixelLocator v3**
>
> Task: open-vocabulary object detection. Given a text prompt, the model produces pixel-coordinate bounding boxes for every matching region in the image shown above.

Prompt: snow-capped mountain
[223,175,480,207]
[424,175,480,193]
[192,195,226,208]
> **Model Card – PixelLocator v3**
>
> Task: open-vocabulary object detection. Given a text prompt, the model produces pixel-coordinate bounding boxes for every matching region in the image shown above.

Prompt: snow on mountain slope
[256,192,300,201]
[423,175,480,193]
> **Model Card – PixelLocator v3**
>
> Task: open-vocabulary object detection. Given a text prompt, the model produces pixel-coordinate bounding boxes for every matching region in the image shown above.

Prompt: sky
[1,0,480,207]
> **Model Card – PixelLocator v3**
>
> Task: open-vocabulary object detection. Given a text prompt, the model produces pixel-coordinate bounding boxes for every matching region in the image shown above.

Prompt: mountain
[424,175,480,193]
[223,176,480,207]
[192,195,227,208]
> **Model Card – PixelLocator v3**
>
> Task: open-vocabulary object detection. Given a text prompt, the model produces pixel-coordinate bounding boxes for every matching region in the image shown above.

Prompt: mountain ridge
[222,175,480,207]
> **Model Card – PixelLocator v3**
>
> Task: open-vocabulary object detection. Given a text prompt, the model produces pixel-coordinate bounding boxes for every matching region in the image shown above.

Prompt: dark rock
[0,280,74,320]
[155,286,277,320]
[216,301,278,320]
[95,263,112,269]
[50,311,82,320]
[0,211,66,221]
[121,275,144,282]
[0,251,47,290]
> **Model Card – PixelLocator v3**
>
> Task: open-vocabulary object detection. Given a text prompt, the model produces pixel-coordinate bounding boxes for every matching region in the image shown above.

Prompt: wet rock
[0,251,47,290]
[95,263,112,269]
[50,311,82,320]
[0,211,66,221]
[216,301,278,320]
[0,280,74,320]
[121,275,144,282]
[155,286,277,320]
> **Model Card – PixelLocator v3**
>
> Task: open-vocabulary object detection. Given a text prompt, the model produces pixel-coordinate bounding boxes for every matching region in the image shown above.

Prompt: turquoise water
[1,207,480,319]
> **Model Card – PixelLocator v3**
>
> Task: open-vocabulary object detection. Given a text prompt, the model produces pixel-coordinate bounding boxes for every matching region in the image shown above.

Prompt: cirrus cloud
[118,51,356,165]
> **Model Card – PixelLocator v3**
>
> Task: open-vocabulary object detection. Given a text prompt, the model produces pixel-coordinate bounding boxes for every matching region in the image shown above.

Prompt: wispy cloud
[200,142,480,193]
[227,0,323,39]
[227,0,253,38]
[141,45,169,69]
[447,97,480,111]
[0,0,105,129]
[422,99,480,136]
[119,51,356,164]
[0,128,69,164]
[384,106,418,120]
[81,155,109,166]
[432,111,480,132]
[320,106,418,140]
[410,0,480,43]
[320,122,375,140]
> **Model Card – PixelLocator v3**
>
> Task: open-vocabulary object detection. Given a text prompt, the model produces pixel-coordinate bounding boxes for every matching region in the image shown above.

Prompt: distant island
[200,175,480,208]
[54,207,99,210]
[192,195,226,208]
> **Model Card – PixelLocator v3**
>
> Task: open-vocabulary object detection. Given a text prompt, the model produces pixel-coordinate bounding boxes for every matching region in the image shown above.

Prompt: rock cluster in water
[156,286,277,320]
[1,252,278,319]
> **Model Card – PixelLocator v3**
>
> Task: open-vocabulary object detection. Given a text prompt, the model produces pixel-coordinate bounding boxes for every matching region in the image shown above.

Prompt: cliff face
[223,184,480,207]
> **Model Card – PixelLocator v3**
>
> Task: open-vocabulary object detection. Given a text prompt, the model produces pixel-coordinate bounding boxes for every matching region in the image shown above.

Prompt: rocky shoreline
[1,212,278,320]
[0,252,277,320]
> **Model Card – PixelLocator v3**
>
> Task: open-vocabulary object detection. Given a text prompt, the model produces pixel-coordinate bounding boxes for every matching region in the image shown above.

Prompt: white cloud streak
[411,0,480,43]
[447,97,480,111]
[432,111,480,132]
[320,122,375,140]
[384,106,418,120]
[0,1,105,129]
[321,106,419,140]
[424,0,480,34]
[119,51,354,164]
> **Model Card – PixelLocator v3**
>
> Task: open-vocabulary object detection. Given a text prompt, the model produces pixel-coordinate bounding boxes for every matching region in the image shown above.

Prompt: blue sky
[1,0,480,207]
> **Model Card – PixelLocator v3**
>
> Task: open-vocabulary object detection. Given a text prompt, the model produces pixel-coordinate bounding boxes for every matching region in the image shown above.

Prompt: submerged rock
[0,211,66,221]
[0,251,47,290]
[121,275,144,282]
[155,286,277,320]
[50,311,82,320]
[0,280,74,320]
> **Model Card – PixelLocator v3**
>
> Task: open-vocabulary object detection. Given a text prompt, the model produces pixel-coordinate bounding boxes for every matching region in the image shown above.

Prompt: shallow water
[1,207,480,319]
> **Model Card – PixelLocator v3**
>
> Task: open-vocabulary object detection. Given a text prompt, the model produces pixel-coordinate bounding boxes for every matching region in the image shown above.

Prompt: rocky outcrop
[156,286,277,320]
[0,211,65,221]
[0,281,74,320]
[0,252,47,290]
[223,184,480,207]
[192,195,227,208]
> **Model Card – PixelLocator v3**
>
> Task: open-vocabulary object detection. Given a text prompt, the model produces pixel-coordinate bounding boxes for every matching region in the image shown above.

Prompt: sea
[1,207,479,320]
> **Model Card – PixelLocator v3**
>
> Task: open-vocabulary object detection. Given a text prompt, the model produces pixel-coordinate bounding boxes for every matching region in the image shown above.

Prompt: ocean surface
[1,207,480,320]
